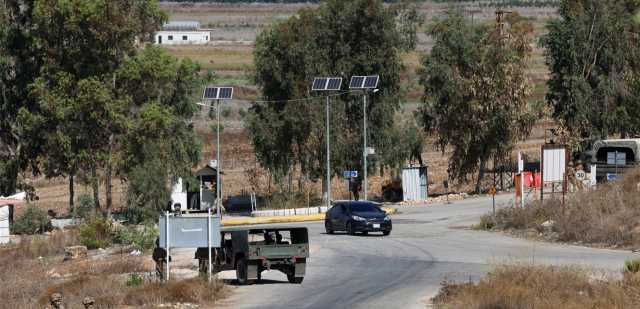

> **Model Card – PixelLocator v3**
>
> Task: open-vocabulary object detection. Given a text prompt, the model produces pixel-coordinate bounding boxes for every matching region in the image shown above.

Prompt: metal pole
[165,211,170,282]
[363,92,368,201]
[216,99,221,218]
[207,207,212,282]
[326,96,331,209]
[492,194,496,216]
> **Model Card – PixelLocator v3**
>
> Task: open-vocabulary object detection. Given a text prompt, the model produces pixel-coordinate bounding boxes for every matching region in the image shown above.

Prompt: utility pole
[202,86,234,217]
[312,77,343,209]
[349,75,380,201]
[363,92,368,200]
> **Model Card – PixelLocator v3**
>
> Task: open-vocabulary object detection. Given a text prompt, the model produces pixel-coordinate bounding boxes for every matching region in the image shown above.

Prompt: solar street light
[202,86,234,219]
[349,75,380,201]
[311,77,343,209]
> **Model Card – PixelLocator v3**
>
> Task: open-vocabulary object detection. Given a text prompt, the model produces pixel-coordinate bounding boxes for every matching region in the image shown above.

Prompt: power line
[196,89,357,106]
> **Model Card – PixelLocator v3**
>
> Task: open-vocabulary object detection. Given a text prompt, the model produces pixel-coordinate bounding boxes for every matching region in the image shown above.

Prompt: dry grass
[0,229,227,309]
[433,264,640,309]
[481,168,640,248]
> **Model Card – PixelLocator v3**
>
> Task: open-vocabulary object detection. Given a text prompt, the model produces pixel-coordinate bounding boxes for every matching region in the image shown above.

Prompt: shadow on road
[322,232,388,237]
[223,279,289,286]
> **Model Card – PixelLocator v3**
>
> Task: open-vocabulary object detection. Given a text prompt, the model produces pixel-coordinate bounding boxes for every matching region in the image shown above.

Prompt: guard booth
[402,166,428,201]
[169,161,221,211]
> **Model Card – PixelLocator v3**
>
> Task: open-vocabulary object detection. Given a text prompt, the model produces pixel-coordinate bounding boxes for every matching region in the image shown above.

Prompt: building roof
[163,21,201,31]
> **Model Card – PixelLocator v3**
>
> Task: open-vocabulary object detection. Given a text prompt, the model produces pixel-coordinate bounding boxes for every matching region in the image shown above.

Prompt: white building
[155,21,210,45]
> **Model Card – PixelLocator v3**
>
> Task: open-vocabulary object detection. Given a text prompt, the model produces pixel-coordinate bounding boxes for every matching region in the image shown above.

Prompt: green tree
[13,0,165,214]
[541,0,640,144]
[116,47,202,215]
[249,0,420,199]
[0,1,46,197]
[418,12,535,193]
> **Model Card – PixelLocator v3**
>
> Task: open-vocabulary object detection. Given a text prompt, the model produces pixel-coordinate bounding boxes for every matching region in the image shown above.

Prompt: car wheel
[236,257,249,285]
[287,272,304,284]
[347,222,356,236]
[361,231,368,236]
[383,230,391,236]
[325,221,334,234]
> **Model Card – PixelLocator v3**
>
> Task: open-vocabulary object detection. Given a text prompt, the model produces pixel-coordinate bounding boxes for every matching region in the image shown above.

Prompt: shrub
[473,214,495,230]
[74,193,95,220]
[238,108,247,119]
[11,205,52,235]
[126,273,144,287]
[79,218,113,249]
[480,168,640,248]
[221,107,232,118]
[626,259,640,274]
[115,224,158,251]
[433,264,640,309]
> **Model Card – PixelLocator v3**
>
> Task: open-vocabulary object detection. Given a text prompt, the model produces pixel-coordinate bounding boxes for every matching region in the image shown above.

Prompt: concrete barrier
[221,207,397,226]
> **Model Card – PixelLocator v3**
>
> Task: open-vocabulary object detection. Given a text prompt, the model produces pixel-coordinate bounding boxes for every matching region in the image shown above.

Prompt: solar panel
[326,78,342,90]
[363,75,379,88]
[312,78,328,91]
[349,76,365,89]
[219,87,233,99]
[203,86,234,100]
[203,87,219,100]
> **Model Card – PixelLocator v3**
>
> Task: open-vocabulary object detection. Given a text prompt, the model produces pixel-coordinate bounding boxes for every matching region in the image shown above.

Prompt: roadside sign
[343,171,358,178]
[575,170,586,181]
[366,147,375,155]
[489,186,497,196]
[606,173,619,181]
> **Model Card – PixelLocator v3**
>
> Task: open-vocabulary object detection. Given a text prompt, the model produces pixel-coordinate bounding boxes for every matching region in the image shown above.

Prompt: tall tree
[18,0,165,213]
[541,0,640,144]
[0,0,45,197]
[249,0,421,199]
[116,47,202,215]
[418,12,535,193]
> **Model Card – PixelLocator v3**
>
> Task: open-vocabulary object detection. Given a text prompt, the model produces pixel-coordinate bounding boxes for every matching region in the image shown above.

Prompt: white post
[363,92,368,201]
[165,211,170,282]
[326,96,331,209]
[518,152,524,207]
[207,207,212,282]
[216,99,222,218]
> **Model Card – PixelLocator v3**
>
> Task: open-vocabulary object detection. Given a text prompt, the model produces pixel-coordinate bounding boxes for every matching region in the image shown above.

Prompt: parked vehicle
[588,138,640,181]
[325,201,392,236]
[195,227,309,285]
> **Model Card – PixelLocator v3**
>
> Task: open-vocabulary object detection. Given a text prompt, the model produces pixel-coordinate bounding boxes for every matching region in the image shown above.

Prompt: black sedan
[325,201,392,236]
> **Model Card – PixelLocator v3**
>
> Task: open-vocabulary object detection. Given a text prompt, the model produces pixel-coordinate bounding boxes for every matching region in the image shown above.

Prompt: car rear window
[349,203,382,213]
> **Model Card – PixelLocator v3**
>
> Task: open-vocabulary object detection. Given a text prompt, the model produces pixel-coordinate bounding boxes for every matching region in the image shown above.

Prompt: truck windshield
[349,203,382,213]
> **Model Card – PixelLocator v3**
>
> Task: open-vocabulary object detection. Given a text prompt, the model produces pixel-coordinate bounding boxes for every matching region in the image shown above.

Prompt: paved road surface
[174,195,638,309]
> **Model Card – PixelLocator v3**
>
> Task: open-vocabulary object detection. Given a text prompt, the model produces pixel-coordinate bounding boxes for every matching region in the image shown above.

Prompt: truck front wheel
[236,257,249,285]
[287,272,304,284]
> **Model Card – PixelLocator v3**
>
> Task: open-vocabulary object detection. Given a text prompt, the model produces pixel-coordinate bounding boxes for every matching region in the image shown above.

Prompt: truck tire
[287,272,304,284]
[236,257,249,285]
[198,258,208,274]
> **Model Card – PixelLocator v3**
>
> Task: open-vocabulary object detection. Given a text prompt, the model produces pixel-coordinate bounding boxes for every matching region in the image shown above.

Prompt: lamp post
[349,75,380,201]
[312,77,343,209]
[201,86,234,218]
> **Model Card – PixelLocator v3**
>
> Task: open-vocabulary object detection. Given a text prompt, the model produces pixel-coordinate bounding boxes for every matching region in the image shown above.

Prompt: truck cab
[195,227,309,284]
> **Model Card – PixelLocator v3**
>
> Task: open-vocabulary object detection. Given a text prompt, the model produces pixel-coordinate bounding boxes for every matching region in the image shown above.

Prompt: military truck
[588,138,640,181]
[195,227,308,285]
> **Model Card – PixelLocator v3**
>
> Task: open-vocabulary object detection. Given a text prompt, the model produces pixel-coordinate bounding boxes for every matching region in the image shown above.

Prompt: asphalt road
[175,194,638,309]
